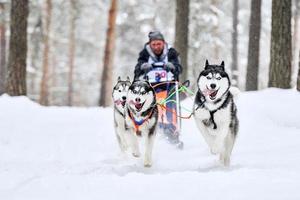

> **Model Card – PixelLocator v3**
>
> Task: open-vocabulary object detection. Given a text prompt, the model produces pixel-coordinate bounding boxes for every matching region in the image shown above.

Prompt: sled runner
[144,62,184,149]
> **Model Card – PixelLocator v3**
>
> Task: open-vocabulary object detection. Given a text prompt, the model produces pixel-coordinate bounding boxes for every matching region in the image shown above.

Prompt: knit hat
[148,31,165,42]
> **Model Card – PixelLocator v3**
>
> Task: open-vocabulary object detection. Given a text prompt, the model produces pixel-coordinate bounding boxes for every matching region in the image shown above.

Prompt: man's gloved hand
[164,62,176,72]
[141,63,152,72]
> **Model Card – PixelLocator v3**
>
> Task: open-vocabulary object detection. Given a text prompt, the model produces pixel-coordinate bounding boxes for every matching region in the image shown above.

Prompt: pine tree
[0,2,6,95]
[99,0,117,107]
[39,0,52,105]
[297,51,300,91]
[174,0,189,81]
[268,0,292,88]
[68,0,76,106]
[5,0,29,96]
[246,0,261,91]
[231,0,239,87]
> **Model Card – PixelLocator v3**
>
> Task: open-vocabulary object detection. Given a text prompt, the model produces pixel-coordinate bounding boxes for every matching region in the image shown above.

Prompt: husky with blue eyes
[112,76,131,152]
[194,60,239,166]
[124,80,158,167]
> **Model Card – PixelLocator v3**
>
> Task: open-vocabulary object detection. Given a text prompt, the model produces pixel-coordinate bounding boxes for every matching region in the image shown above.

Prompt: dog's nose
[210,83,216,89]
[135,97,141,102]
[122,96,126,101]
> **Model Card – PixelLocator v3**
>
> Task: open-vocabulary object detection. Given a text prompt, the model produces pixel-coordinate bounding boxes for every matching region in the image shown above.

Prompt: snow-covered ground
[0,89,300,200]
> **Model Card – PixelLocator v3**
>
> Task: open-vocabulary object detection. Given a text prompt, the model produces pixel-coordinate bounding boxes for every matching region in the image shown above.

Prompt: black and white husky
[112,76,131,152]
[124,80,158,167]
[194,60,239,166]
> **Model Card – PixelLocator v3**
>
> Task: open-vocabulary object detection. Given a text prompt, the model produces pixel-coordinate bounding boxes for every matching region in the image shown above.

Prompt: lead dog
[124,80,158,167]
[194,60,239,166]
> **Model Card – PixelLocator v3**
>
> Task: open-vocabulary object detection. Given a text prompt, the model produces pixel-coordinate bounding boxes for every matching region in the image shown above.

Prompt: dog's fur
[194,60,239,166]
[124,80,158,167]
[112,76,131,152]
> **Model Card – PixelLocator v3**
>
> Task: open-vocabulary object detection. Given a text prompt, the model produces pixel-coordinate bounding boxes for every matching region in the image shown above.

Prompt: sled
[144,62,184,149]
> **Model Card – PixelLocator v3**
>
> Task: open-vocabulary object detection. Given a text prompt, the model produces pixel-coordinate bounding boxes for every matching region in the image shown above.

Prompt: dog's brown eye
[207,76,212,80]
[216,77,221,80]
[119,90,122,92]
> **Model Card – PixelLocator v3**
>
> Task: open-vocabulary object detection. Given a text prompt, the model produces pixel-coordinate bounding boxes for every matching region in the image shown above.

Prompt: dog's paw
[202,119,212,127]
[144,163,152,168]
[132,152,140,157]
[210,147,218,155]
[144,160,152,168]
[211,144,221,154]
[220,154,230,167]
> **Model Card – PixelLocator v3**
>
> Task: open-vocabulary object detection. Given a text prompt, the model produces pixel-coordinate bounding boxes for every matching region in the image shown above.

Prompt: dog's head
[112,76,131,108]
[127,80,156,113]
[197,60,230,102]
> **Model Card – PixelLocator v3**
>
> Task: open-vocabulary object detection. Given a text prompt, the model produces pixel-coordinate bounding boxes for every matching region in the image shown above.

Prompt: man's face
[149,40,165,55]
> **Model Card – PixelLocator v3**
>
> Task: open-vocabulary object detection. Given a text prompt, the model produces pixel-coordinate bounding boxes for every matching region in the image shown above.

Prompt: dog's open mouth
[203,87,219,100]
[209,90,218,100]
[134,101,145,112]
[121,101,126,107]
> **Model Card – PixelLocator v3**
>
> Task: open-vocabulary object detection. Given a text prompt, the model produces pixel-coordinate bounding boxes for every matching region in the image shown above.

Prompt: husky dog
[112,76,131,152]
[194,60,239,166]
[124,80,158,167]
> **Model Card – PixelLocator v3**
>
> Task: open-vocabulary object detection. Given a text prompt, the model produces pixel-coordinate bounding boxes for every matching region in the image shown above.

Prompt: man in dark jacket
[133,31,183,148]
[134,31,182,81]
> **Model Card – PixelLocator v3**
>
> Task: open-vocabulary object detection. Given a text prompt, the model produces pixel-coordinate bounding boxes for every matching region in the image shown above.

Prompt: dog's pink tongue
[202,89,214,96]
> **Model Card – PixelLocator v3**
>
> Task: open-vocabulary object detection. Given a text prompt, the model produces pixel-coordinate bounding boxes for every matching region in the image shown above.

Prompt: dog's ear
[205,59,209,66]
[144,76,151,85]
[117,76,121,81]
[220,61,225,71]
[205,60,210,70]
[126,76,131,82]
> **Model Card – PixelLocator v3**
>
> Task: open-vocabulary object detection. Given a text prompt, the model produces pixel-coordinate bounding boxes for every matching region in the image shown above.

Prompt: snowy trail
[0,89,300,200]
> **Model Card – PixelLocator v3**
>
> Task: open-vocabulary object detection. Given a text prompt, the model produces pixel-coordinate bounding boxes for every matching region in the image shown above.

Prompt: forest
[0,0,299,106]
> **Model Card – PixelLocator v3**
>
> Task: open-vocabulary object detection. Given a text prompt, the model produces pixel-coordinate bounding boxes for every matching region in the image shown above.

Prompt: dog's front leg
[116,127,128,152]
[220,132,235,166]
[125,128,140,157]
[144,130,155,167]
[211,126,228,155]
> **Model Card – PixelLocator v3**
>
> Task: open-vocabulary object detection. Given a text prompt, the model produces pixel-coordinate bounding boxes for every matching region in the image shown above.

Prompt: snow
[0,89,300,200]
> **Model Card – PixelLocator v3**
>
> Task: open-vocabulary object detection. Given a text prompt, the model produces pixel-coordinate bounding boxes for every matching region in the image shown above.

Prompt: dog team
[112,31,239,168]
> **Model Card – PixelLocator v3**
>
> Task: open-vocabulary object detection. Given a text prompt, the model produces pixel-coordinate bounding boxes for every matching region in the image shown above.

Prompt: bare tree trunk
[99,0,117,107]
[268,0,292,88]
[231,0,239,87]
[246,0,261,91]
[174,0,189,81]
[0,3,6,95]
[292,0,300,87]
[39,0,52,105]
[68,0,76,106]
[297,50,300,91]
[29,15,42,97]
[211,0,220,60]
[5,0,28,96]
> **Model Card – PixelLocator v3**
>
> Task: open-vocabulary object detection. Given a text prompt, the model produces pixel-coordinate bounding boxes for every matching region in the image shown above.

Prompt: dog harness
[128,107,155,136]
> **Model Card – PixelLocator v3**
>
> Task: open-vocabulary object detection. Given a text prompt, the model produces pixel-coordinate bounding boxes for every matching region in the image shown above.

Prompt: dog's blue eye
[216,77,221,80]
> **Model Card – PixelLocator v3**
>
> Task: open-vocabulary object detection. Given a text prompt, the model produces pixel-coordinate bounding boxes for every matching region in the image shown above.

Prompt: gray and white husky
[112,76,131,152]
[124,80,158,167]
[194,60,239,166]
